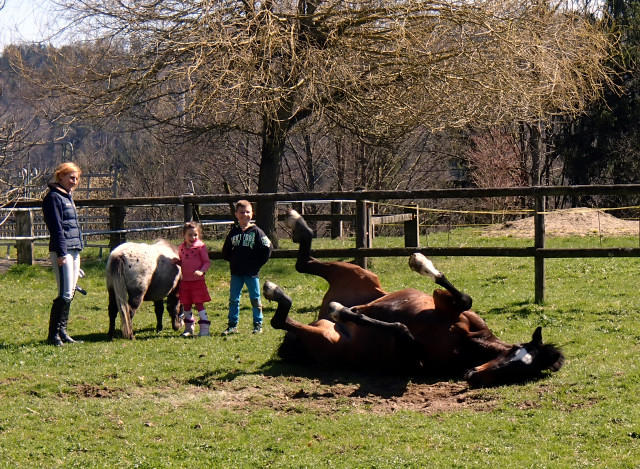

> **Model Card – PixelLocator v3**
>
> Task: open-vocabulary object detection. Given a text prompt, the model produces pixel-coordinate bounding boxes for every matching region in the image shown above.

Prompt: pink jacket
[177,239,210,282]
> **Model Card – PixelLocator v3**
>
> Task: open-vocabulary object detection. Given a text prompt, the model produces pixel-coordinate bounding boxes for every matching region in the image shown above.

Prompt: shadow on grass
[485,301,542,318]
[23,325,180,346]
[187,357,457,399]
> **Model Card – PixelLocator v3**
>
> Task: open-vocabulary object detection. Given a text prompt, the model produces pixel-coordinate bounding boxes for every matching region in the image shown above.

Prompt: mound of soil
[483,207,639,238]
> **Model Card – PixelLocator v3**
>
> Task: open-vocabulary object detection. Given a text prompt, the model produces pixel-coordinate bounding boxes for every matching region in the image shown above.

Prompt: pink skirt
[178,279,211,305]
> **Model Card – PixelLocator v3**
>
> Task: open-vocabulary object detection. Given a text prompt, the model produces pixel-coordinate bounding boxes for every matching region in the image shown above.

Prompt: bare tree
[15,0,615,243]
[0,43,63,205]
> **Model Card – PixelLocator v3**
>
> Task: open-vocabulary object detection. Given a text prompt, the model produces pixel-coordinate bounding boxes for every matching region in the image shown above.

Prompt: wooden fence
[6,184,640,304]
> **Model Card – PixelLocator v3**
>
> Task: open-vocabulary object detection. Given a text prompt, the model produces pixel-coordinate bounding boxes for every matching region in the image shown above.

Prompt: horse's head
[465,327,565,388]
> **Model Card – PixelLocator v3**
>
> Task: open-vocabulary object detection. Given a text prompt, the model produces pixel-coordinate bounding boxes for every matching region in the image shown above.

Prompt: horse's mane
[540,343,565,372]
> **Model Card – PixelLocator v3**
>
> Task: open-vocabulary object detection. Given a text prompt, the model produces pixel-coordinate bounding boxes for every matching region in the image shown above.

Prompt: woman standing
[42,162,84,346]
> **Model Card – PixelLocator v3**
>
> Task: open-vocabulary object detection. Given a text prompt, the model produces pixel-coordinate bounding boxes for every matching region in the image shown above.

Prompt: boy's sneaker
[252,324,263,334]
[222,326,238,336]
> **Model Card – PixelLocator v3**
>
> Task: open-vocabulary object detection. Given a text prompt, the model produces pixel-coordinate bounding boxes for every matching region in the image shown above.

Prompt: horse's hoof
[409,253,441,280]
[263,281,279,300]
[327,301,344,322]
[285,209,301,229]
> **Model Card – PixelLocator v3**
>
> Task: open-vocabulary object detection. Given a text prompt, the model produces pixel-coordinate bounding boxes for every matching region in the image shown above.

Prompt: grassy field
[1,231,640,468]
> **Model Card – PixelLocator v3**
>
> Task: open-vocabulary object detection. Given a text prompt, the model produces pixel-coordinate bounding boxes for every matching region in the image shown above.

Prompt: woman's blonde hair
[54,162,82,183]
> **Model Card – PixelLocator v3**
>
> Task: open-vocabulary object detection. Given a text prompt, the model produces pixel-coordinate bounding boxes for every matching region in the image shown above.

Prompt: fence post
[330,201,343,239]
[404,204,420,248]
[16,210,34,265]
[184,202,193,222]
[534,195,546,304]
[109,205,126,251]
[355,194,371,269]
[367,204,373,246]
[292,202,304,215]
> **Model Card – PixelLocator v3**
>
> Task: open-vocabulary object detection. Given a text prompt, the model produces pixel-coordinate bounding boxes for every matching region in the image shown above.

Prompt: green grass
[2,233,640,467]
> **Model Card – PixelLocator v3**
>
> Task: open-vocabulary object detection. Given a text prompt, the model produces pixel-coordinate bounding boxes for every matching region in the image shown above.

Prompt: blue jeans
[228,275,262,327]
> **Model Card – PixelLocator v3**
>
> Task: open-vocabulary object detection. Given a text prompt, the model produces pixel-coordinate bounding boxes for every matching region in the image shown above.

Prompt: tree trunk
[256,115,289,248]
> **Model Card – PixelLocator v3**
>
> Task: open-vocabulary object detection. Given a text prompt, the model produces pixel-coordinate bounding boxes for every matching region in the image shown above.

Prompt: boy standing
[222,200,273,335]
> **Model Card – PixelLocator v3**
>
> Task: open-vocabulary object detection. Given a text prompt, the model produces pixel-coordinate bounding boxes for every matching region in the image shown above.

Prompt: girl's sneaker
[181,318,195,338]
[198,320,211,337]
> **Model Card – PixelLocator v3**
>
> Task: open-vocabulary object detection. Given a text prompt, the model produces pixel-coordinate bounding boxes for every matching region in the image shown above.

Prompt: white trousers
[50,250,81,301]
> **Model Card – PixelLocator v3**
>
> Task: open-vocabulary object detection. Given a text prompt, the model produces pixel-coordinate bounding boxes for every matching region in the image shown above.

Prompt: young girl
[174,222,211,337]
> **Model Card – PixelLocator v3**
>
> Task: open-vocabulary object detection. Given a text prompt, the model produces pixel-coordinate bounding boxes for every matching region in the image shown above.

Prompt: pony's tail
[107,255,134,339]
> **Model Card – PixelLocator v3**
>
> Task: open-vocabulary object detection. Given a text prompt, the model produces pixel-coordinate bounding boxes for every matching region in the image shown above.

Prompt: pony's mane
[153,239,178,252]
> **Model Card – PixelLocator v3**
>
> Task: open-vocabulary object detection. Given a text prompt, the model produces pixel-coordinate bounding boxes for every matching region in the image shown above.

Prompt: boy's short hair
[234,200,253,212]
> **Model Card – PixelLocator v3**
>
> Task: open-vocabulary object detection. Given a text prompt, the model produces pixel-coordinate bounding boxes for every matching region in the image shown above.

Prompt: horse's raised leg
[264,280,352,365]
[328,301,416,342]
[409,253,472,313]
[263,281,293,329]
[285,209,314,271]
[328,301,423,370]
[286,209,386,318]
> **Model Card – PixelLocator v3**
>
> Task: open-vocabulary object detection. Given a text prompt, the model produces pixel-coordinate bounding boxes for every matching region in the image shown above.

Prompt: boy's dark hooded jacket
[222,224,272,277]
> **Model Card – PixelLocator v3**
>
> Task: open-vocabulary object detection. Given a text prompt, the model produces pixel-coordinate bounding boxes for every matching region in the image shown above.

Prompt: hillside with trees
[2,0,639,241]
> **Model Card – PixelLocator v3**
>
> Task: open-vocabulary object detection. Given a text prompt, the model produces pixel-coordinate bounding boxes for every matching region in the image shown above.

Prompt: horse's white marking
[513,347,533,365]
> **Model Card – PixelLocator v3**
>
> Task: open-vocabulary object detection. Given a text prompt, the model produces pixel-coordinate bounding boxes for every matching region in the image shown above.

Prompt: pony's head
[465,327,564,387]
[166,291,184,331]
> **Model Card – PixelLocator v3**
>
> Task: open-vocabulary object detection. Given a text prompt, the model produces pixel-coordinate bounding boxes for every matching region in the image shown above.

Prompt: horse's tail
[106,254,134,339]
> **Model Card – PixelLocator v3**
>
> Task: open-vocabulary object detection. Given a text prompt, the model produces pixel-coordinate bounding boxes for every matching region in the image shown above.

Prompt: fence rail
[4,184,640,304]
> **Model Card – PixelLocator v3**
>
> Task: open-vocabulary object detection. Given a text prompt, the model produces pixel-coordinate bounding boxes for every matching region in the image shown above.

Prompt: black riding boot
[47,297,65,346]
[58,298,83,344]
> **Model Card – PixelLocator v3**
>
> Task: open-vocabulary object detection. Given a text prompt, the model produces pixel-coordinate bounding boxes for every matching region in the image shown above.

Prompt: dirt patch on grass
[190,374,497,415]
[75,383,121,399]
[483,207,639,238]
[68,370,497,415]
[0,257,50,274]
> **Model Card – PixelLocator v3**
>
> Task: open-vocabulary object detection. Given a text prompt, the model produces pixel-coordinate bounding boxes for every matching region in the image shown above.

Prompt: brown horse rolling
[263,210,564,387]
